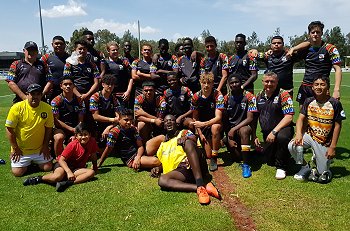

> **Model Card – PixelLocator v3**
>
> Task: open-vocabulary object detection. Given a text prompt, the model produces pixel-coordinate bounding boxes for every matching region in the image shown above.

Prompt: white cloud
[75,18,160,35]
[172,33,187,41]
[40,0,87,18]
[213,0,350,21]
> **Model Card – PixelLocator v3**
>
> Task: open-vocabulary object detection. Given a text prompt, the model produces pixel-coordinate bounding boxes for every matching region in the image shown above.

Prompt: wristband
[110,118,114,123]
[151,119,155,123]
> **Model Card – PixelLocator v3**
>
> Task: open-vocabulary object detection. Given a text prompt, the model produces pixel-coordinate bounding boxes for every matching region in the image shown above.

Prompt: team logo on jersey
[179,95,185,101]
[273,96,279,104]
[41,112,48,119]
[243,60,247,66]
[241,102,247,109]
[36,65,43,71]
[287,98,293,105]
[341,110,346,118]
[74,106,79,112]
[180,63,185,68]
[168,61,173,66]
[94,56,98,62]
[281,56,287,62]
[87,68,91,73]
[319,54,325,61]
[211,102,215,109]
[119,65,124,70]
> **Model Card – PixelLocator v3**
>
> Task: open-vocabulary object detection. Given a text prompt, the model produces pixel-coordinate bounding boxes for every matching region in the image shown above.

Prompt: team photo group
[4,20,346,205]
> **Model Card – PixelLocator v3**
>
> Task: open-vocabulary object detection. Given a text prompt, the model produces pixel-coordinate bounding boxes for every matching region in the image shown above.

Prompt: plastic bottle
[295,145,304,164]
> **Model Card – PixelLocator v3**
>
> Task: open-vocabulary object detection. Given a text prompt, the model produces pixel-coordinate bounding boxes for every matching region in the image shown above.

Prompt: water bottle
[295,145,304,164]
[0,159,6,164]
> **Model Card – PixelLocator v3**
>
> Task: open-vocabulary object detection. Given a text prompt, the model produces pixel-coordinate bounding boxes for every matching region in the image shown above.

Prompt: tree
[218,40,234,56]
[94,29,120,57]
[288,32,308,47]
[67,27,89,52]
[121,30,139,58]
[246,31,261,49]
[324,26,346,57]
[200,29,211,42]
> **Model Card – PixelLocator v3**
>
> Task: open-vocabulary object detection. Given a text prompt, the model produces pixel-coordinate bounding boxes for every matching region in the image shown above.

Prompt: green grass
[0,80,235,231]
[222,72,350,231]
[1,73,350,231]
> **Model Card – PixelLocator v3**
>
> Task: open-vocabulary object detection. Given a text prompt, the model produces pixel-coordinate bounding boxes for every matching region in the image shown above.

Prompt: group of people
[4,21,346,205]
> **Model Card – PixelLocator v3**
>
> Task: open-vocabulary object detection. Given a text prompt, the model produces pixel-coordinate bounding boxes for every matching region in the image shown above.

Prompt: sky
[1,0,349,52]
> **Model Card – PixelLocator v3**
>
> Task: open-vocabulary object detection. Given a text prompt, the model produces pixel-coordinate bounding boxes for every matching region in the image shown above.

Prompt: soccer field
[0,73,349,231]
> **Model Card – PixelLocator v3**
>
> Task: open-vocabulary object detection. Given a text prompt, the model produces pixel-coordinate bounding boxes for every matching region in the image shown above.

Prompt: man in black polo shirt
[289,21,342,105]
[256,36,300,97]
[228,34,258,93]
[178,37,202,93]
[150,38,178,95]
[6,41,53,103]
[253,72,294,180]
[82,30,104,72]
[41,36,70,101]
[200,36,229,94]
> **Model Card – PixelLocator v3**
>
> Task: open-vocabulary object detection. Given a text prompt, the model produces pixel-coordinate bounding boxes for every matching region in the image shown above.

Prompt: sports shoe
[241,163,252,178]
[197,186,210,205]
[294,164,311,181]
[308,168,319,182]
[206,182,222,200]
[56,180,74,192]
[23,176,42,186]
[318,171,332,184]
[275,169,286,180]
[209,158,218,172]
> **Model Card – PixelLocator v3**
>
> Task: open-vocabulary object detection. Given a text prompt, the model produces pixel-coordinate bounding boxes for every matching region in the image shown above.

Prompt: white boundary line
[0,94,14,98]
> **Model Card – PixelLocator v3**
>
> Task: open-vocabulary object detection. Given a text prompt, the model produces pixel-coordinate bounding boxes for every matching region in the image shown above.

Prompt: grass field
[0,73,349,231]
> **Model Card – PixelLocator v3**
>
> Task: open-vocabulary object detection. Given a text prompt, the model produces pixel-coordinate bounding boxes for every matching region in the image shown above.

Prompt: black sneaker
[23,176,42,186]
[308,168,319,182]
[56,180,74,192]
[318,171,332,184]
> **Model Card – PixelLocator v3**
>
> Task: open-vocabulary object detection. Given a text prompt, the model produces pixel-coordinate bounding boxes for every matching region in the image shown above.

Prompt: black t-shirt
[178,55,201,92]
[299,42,341,84]
[256,89,294,134]
[164,86,192,117]
[103,58,131,93]
[200,52,228,88]
[264,51,299,90]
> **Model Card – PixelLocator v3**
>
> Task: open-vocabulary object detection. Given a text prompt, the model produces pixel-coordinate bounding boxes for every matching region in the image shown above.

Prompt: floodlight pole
[38,0,46,54]
[138,20,141,58]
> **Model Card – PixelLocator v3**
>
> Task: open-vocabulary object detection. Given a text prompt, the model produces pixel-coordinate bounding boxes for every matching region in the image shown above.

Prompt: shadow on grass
[97,167,112,174]
[331,166,350,179]
[335,147,350,160]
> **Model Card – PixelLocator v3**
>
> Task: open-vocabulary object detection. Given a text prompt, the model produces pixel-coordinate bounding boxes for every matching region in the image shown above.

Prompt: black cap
[27,84,42,93]
[24,41,38,50]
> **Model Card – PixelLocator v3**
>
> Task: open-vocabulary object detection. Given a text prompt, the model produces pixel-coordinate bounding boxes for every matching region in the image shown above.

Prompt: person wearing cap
[41,36,70,102]
[134,81,166,142]
[6,41,53,103]
[5,84,54,177]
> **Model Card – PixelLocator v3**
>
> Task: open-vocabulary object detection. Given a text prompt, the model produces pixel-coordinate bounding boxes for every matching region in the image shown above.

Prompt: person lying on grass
[23,122,98,192]
[150,114,221,205]
[97,108,161,170]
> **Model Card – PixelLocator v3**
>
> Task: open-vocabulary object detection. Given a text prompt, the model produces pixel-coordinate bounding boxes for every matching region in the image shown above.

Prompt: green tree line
[65,27,350,68]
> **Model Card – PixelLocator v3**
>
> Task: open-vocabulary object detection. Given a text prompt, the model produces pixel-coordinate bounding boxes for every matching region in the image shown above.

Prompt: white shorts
[11,153,53,168]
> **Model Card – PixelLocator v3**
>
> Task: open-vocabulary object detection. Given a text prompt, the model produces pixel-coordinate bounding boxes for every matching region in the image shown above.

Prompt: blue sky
[1,0,349,52]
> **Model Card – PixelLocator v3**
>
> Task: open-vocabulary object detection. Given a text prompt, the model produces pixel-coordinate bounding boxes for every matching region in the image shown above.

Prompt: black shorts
[174,161,195,183]
[296,84,313,104]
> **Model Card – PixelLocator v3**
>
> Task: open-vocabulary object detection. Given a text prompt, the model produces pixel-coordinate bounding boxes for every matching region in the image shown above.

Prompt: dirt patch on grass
[212,166,257,231]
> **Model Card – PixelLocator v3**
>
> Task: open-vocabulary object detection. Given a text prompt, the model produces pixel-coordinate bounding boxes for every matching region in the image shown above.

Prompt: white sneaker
[275,169,286,180]
[294,164,311,181]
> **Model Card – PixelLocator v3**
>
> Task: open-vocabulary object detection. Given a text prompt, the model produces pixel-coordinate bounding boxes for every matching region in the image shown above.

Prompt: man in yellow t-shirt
[151,114,221,205]
[5,84,54,176]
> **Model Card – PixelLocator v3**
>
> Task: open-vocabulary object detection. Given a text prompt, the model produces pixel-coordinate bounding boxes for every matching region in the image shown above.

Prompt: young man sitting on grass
[151,114,221,205]
[288,75,345,183]
[97,108,160,170]
[23,123,98,192]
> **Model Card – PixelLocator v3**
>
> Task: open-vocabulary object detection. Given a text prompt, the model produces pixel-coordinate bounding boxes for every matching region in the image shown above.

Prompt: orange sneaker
[197,186,210,205]
[206,182,222,200]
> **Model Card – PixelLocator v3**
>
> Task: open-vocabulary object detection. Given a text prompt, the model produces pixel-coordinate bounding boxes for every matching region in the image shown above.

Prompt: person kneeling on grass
[150,114,221,205]
[97,108,161,170]
[288,76,345,183]
[23,123,98,192]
